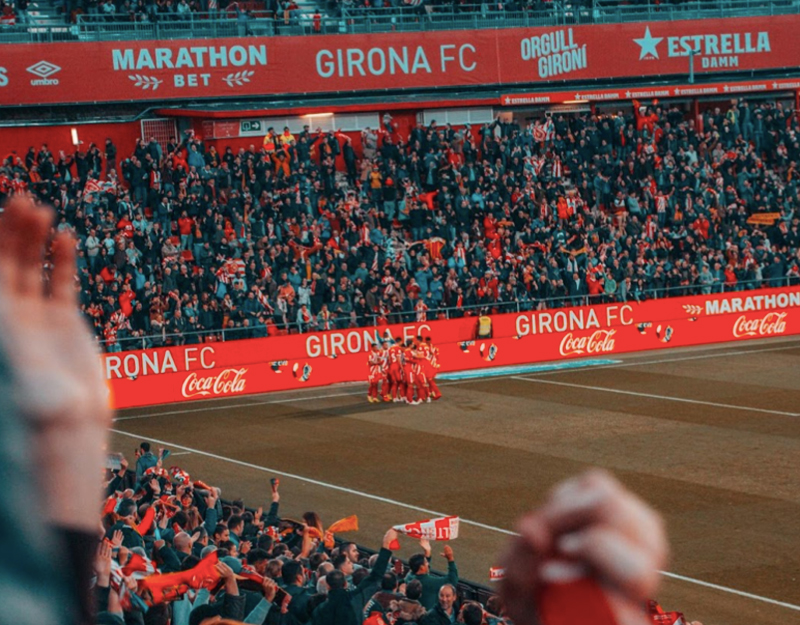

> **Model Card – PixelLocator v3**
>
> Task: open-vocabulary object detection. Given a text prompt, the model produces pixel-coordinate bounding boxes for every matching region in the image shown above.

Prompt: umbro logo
[27,60,61,85]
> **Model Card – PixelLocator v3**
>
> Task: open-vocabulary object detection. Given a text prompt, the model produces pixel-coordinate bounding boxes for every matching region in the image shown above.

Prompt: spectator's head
[340,541,359,564]
[246,549,270,575]
[409,553,429,575]
[212,524,229,544]
[326,569,346,591]
[282,559,304,586]
[438,584,457,613]
[381,573,397,591]
[143,604,170,625]
[116,498,137,524]
[485,595,504,616]
[460,601,483,625]
[173,532,192,554]
[406,579,423,601]
[218,540,237,558]
[139,442,150,454]
[228,514,243,536]
[309,552,328,571]
[332,553,353,576]
[303,511,323,535]
[188,604,221,625]
[256,533,274,553]
[200,545,217,559]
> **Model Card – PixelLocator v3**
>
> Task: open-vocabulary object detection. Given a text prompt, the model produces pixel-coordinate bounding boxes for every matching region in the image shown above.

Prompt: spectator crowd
[93,442,694,625]
[96,441,508,625]
[2,98,800,352]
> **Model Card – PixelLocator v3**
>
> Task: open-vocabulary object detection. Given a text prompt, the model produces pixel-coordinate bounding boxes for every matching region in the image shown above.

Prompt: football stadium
[1,2,800,625]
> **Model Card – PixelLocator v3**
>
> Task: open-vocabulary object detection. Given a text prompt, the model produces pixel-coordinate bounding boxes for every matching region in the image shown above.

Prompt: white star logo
[634,26,663,60]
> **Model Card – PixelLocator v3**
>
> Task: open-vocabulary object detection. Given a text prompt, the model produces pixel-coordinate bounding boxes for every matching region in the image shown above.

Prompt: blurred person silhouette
[0,195,112,625]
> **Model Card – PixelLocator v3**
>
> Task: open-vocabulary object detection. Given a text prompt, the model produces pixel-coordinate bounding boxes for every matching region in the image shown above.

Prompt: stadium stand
[2,98,799,350]
[1,1,798,40]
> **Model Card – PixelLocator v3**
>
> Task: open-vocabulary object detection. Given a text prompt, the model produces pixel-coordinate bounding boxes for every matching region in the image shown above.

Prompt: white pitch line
[109,428,800,613]
[113,390,366,421]
[510,377,800,417]
[522,338,800,377]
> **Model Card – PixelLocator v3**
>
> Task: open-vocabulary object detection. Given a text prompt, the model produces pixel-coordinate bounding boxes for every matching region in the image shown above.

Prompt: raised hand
[95,540,113,587]
[500,470,668,625]
[111,529,124,549]
[0,195,112,531]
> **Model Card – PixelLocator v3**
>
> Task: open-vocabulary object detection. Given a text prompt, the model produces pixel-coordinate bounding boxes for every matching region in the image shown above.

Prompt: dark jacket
[310,588,358,625]
[419,604,456,625]
[135,451,158,481]
[407,560,459,610]
[283,583,312,624]
[348,546,392,617]
[312,547,392,625]
[105,521,144,549]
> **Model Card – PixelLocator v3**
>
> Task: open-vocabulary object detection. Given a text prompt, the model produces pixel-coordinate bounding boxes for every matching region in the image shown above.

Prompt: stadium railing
[100,278,782,350]
[0,0,798,43]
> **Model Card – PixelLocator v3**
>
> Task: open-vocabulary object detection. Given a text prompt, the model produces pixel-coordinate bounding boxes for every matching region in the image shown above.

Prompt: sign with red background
[105,287,800,409]
[1,15,799,106]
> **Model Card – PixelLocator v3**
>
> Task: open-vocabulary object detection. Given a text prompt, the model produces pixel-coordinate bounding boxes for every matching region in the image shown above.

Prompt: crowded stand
[88,441,695,625]
[2,98,799,351]
[96,447,479,625]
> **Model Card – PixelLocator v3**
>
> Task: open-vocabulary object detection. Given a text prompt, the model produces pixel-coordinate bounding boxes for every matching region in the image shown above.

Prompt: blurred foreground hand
[0,195,112,532]
[501,470,668,625]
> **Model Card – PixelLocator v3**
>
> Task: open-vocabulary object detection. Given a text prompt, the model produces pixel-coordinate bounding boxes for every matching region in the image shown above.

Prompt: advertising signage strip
[500,77,800,106]
[1,15,799,106]
[104,287,800,409]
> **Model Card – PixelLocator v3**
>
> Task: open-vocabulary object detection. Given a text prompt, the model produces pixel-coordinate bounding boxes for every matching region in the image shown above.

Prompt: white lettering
[181,368,248,398]
[732,312,787,338]
[106,356,122,379]
[559,330,617,356]
[307,335,321,358]
[200,346,216,369]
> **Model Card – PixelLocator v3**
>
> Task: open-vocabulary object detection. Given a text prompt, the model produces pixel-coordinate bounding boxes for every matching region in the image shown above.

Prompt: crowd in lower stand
[98,442,696,625]
[99,442,508,625]
[2,98,799,352]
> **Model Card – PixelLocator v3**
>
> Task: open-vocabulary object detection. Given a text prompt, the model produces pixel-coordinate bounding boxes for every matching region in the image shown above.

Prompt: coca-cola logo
[559,329,616,356]
[732,312,787,338]
[181,368,248,398]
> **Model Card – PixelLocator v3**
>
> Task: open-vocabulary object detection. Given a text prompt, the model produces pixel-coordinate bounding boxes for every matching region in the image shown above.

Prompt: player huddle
[367,336,442,404]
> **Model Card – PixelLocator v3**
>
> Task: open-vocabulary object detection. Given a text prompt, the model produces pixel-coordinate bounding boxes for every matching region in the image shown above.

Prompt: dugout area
[110,337,800,625]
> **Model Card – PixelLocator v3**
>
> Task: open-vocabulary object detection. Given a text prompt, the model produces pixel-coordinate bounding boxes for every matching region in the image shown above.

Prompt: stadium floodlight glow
[304,112,334,118]
[70,127,80,146]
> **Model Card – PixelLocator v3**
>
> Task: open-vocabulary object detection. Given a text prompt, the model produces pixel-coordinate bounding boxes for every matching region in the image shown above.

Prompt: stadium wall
[0,121,143,162]
[104,286,800,409]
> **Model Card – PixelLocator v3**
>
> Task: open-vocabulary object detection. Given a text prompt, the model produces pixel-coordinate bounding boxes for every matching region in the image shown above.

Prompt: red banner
[105,287,800,409]
[1,15,799,106]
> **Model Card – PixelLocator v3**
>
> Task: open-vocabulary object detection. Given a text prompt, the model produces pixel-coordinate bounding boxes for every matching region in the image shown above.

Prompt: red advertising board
[105,287,800,409]
[1,15,799,106]
[500,77,800,106]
